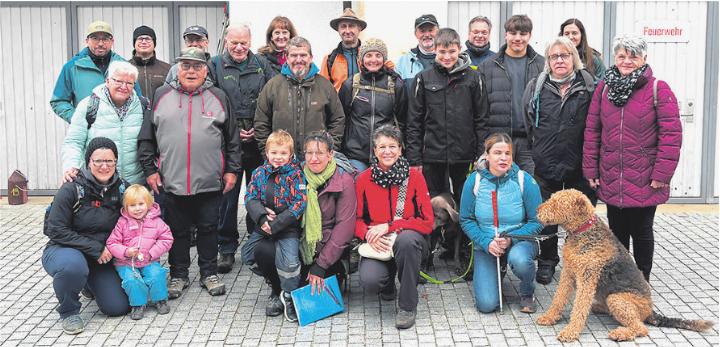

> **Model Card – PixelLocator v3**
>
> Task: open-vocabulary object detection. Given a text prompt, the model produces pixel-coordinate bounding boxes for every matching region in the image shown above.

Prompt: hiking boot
[62,314,84,335]
[380,283,397,301]
[155,300,170,315]
[265,294,283,317]
[536,264,556,285]
[167,277,189,299]
[519,295,537,313]
[217,254,235,274]
[395,309,416,329]
[130,306,144,320]
[280,291,298,322]
[200,275,226,296]
[80,287,94,300]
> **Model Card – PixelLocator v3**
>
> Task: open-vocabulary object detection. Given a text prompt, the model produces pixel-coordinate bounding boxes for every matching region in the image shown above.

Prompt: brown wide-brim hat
[330,8,367,31]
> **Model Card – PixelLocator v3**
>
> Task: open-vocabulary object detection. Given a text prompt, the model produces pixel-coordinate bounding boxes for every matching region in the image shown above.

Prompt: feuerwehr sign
[638,21,690,43]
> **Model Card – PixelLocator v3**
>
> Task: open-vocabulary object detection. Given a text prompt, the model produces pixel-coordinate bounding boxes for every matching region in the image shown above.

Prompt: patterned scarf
[103,86,132,121]
[371,156,410,188]
[300,158,337,265]
[604,64,649,107]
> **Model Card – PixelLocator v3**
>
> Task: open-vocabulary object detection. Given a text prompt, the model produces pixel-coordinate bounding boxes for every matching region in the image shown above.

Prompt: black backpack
[43,181,127,234]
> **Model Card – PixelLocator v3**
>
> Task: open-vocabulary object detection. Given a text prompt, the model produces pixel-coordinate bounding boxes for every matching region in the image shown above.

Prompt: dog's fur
[535,189,714,342]
[428,193,459,269]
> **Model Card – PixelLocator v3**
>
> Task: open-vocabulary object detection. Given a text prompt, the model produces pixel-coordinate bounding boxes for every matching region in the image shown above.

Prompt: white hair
[226,24,251,38]
[107,61,138,80]
[613,34,648,57]
[544,36,584,73]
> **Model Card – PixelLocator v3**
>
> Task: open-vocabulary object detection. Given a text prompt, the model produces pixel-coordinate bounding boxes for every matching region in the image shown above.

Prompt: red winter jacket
[582,66,682,207]
[355,167,434,239]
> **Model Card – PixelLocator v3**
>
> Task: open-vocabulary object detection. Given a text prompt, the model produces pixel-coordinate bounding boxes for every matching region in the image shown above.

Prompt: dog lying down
[535,189,714,342]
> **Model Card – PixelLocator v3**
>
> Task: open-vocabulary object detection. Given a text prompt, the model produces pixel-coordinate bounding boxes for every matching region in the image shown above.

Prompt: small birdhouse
[8,170,28,205]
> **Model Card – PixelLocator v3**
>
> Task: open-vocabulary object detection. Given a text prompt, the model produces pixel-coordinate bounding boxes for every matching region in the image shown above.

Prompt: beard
[292,66,308,79]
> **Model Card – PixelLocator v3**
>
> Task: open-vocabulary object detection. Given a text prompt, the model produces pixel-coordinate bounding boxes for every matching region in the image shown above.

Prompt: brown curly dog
[535,189,714,342]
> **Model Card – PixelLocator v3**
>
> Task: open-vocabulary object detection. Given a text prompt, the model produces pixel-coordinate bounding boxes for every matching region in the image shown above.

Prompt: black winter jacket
[338,67,408,164]
[44,169,125,259]
[479,44,545,138]
[523,70,595,182]
[406,54,489,165]
[130,51,172,103]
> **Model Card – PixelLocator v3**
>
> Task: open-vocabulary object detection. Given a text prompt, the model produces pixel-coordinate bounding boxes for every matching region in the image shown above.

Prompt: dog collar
[575,215,597,234]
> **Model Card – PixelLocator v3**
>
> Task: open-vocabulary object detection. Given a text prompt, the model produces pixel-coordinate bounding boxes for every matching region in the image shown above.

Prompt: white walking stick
[491,190,502,312]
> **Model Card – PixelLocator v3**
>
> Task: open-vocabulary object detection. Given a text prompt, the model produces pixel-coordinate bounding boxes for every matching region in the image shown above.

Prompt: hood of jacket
[281,62,320,82]
[120,202,161,220]
[432,52,471,75]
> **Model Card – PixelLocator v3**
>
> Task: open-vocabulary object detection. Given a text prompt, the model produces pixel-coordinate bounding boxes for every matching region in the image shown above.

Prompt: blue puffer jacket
[395,49,426,80]
[50,48,141,123]
[61,85,145,184]
[459,163,542,252]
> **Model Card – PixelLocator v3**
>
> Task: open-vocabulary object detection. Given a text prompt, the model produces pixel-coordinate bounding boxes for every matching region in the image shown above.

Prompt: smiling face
[126,200,149,220]
[178,60,207,91]
[415,24,439,51]
[88,148,117,184]
[134,35,155,55]
[373,135,402,171]
[562,23,582,48]
[287,45,312,78]
[338,21,361,47]
[362,51,384,72]
[504,30,531,57]
[225,28,251,63]
[266,143,293,168]
[271,27,291,50]
[106,71,136,106]
[435,44,460,69]
[614,48,646,76]
[487,142,512,177]
[304,140,333,174]
[468,21,491,47]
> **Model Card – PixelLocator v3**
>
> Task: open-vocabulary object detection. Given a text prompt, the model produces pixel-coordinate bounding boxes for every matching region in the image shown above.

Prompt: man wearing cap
[165,25,212,83]
[129,25,171,103]
[255,36,345,156]
[138,47,242,299]
[208,25,275,274]
[50,20,141,123]
[320,8,393,91]
[395,14,440,80]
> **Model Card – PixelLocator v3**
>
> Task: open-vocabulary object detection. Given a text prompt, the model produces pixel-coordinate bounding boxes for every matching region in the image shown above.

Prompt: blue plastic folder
[290,275,345,326]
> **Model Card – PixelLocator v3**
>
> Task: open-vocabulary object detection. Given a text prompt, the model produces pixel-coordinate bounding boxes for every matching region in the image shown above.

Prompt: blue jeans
[42,245,130,318]
[116,262,168,307]
[244,231,301,292]
[472,240,537,313]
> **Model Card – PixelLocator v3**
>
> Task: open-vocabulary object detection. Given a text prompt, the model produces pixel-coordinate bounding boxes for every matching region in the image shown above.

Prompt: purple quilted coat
[583,66,682,207]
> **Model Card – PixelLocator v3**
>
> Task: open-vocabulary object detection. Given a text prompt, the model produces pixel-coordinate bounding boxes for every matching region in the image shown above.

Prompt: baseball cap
[414,14,439,29]
[86,20,113,38]
[183,25,209,40]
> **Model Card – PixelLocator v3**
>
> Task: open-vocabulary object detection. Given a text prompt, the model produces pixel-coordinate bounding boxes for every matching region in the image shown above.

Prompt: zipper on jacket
[495,61,514,135]
[187,92,193,195]
[387,185,394,223]
[619,107,624,206]
[369,76,377,163]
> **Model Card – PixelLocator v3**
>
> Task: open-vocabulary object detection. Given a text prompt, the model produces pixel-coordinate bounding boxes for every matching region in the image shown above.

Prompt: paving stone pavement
[0,204,717,346]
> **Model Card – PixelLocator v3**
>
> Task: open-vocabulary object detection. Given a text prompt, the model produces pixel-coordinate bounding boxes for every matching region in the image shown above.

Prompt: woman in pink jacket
[106,185,174,320]
[582,34,682,282]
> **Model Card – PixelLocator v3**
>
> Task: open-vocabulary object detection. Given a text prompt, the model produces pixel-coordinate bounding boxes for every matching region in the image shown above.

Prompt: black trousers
[422,162,471,202]
[536,176,597,265]
[165,191,222,279]
[606,204,657,282]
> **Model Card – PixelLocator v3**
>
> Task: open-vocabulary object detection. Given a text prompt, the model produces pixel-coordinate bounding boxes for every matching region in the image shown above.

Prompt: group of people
[42,8,682,335]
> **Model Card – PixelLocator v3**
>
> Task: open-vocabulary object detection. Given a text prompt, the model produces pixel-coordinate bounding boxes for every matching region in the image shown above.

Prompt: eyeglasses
[549,53,572,62]
[110,78,135,88]
[91,159,117,168]
[89,35,112,43]
[180,62,205,71]
[136,36,153,43]
[304,151,329,159]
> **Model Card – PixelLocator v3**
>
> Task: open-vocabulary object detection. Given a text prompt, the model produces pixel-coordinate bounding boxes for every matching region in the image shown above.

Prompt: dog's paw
[608,327,637,341]
[557,328,580,342]
[536,314,559,326]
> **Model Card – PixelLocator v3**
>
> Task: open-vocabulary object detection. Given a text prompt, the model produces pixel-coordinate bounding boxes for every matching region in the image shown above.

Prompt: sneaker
[167,277,189,299]
[395,309,416,329]
[380,283,397,301]
[265,294,283,317]
[280,291,298,322]
[200,275,226,296]
[217,254,235,274]
[130,306,144,320]
[80,287,94,300]
[62,314,84,335]
[155,300,170,315]
[519,295,537,313]
[536,264,555,285]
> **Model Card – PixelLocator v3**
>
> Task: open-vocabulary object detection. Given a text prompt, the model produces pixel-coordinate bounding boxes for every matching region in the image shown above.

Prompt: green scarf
[300,158,337,265]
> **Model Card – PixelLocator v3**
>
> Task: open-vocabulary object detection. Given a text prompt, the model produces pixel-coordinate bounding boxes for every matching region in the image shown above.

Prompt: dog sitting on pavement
[535,189,714,342]
[428,193,472,279]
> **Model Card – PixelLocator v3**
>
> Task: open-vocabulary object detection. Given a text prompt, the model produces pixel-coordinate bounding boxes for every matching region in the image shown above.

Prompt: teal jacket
[50,48,141,123]
[459,163,543,252]
[61,85,145,184]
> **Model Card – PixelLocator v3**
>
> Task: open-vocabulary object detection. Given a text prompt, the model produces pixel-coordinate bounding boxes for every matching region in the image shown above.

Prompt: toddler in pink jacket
[106,185,173,320]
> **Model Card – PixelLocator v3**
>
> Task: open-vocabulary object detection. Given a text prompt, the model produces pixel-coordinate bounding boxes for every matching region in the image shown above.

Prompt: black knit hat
[85,137,118,167]
[133,25,157,45]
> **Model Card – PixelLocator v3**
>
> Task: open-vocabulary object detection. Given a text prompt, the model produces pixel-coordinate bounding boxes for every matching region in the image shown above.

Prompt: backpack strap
[72,184,85,214]
[326,50,339,83]
[531,72,548,128]
[473,169,525,196]
[85,94,101,129]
